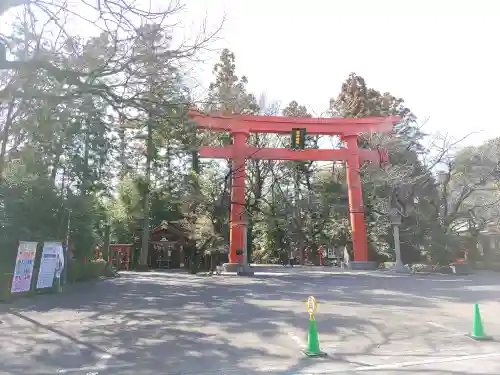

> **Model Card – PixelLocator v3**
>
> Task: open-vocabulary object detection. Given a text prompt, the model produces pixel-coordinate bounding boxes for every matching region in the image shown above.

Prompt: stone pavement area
[1,266,500,375]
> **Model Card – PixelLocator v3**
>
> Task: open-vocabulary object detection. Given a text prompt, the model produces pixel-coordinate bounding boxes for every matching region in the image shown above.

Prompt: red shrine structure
[188,110,400,269]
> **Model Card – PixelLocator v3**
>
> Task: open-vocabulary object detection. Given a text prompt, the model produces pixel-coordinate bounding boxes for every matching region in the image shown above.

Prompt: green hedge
[67,259,108,283]
[0,272,13,302]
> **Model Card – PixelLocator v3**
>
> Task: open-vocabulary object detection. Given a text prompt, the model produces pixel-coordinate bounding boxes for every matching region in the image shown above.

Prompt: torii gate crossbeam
[189,110,399,270]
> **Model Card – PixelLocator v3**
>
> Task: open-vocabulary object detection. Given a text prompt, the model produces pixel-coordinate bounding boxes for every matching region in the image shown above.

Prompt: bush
[67,259,107,282]
[0,272,13,301]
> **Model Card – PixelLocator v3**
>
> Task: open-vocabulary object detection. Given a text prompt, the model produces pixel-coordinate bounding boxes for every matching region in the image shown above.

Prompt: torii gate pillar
[344,135,369,265]
[229,131,248,264]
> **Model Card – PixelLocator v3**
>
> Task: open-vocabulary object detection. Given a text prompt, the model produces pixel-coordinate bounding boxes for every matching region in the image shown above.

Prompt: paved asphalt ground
[1,266,500,375]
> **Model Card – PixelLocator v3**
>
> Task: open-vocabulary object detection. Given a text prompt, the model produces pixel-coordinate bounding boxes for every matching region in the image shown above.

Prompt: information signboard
[11,241,37,293]
[36,242,62,289]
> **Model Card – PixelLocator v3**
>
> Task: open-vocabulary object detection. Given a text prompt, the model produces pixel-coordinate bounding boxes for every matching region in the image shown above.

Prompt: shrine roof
[151,220,189,238]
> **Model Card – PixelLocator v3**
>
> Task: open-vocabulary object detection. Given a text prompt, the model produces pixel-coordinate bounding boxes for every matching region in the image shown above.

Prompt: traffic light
[291,128,306,150]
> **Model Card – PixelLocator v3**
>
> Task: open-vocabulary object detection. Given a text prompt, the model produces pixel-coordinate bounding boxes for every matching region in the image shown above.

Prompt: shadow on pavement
[1,268,500,375]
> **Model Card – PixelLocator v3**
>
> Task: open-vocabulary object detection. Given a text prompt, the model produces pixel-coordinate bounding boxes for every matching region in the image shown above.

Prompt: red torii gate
[189,110,399,269]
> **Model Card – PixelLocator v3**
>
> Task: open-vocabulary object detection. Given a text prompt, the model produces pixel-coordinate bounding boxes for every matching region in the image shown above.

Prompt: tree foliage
[0,2,497,272]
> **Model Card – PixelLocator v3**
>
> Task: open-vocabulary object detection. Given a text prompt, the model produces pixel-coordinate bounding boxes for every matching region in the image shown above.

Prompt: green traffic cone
[302,318,327,357]
[469,303,493,341]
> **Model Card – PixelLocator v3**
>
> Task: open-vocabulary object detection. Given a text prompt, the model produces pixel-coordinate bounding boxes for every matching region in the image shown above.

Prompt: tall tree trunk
[166,141,172,193]
[139,116,153,267]
[247,157,264,263]
[51,146,64,182]
[0,100,15,181]
[102,222,111,266]
[294,163,304,264]
[119,127,126,175]
[60,167,66,198]
[81,120,90,196]
[189,149,201,273]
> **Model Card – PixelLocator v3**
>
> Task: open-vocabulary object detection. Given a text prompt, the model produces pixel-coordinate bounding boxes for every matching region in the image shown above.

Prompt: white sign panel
[11,241,37,293]
[55,244,65,278]
[36,242,62,289]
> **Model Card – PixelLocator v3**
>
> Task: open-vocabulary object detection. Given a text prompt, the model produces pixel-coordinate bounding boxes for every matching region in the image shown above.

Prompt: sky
[183,0,500,147]
[2,0,499,147]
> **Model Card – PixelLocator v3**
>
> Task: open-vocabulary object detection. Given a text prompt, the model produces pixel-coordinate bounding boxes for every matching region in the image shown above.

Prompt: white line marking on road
[57,363,134,374]
[375,345,481,356]
[86,347,120,375]
[288,332,305,348]
[354,351,500,371]
[427,321,463,335]
[57,347,126,375]
[274,321,306,348]
[85,353,113,375]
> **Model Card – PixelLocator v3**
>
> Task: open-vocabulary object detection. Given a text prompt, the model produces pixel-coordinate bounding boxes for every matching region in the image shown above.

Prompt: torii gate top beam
[188,110,399,136]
